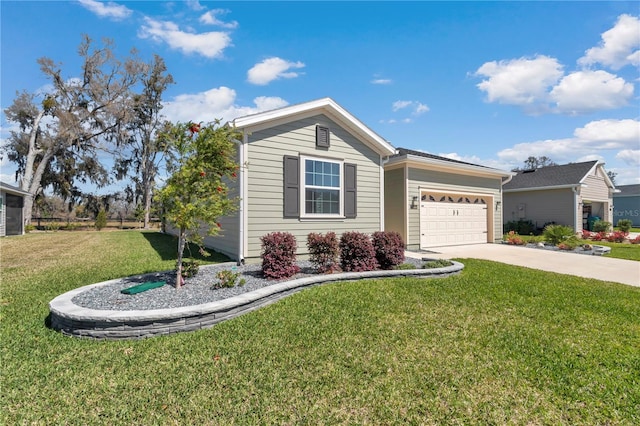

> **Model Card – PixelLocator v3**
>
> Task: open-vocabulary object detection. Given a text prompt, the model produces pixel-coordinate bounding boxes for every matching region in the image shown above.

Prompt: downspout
[237,130,247,265]
[572,186,580,232]
[380,154,392,231]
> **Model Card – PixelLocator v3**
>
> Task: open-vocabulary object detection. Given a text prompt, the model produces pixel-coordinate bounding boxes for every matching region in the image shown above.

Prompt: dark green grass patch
[1,232,639,424]
[588,240,640,261]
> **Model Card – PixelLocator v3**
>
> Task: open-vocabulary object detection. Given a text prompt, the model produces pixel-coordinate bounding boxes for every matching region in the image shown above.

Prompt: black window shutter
[316,125,330,148]
[283,155,300,218]
[344,163,357,218]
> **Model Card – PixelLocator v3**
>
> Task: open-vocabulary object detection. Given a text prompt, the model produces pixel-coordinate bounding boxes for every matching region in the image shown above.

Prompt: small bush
[213,269,245,289]
[505,231,526,245]
[591,232,606,241]
[504,219,536,235]
[616,219,633,234]
[260,232,300,280]
[372,231,405,269]
[607,231,626,243]
[24,224,36,233]
[631,235,640,244]
[307,232,340,273]
[339,231,379,272]
[180,259,199,278]
[95,210,107,231]
[592,220,611,233]
[423,259,454,269]
[581,229,592,240]
[543,224,575,246]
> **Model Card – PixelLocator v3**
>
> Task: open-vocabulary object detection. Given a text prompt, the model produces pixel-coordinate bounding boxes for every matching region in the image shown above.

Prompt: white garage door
[420,194,488,248]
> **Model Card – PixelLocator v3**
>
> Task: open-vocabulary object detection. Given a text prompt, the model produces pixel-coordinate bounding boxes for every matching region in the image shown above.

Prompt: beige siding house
[503,161,616,232]
[385,149,512,250]
[201,98,395,263]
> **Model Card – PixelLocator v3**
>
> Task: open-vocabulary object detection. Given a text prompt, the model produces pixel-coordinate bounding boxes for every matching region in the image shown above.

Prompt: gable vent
[316,125,330,148]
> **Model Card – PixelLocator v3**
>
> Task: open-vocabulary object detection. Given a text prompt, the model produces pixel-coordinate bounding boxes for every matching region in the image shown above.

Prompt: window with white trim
[302,157,343,216]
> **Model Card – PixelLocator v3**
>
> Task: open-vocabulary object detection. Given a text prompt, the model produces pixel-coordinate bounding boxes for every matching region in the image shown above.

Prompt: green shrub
[616,219,633,234]
[213,269,245,289]
[504,219,536,235]
[592,220,611,233]
[180,259,199,278]
[394,263,418,270]
[95,210,107,231]
[423,259,454,269]
[543,224,575,246]
[24,224,36,233]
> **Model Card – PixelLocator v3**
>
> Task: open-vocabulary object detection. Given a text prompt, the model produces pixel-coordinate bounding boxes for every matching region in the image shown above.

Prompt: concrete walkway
[406,244,640,287]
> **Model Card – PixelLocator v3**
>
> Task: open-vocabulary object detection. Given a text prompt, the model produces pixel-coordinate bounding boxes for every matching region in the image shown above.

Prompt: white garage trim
[419,189,494,248]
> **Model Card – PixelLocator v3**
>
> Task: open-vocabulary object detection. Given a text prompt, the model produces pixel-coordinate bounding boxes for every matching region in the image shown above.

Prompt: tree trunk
[176,229,187,289]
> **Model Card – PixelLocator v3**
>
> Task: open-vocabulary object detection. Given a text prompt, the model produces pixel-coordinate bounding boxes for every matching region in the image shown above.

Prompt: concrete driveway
[406,244,640,287]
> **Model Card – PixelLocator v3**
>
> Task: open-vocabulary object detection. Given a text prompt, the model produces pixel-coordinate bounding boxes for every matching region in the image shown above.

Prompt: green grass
[2,231,639,424]
[585,240,640,261]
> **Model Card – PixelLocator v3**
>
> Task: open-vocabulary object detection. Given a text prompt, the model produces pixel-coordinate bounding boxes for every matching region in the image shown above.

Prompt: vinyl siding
[245,114,382,259]
[0,191,6,237]
[406,168,502,249]
[384,167,406,243]
[503,188,574,229]
[581,174,610,201]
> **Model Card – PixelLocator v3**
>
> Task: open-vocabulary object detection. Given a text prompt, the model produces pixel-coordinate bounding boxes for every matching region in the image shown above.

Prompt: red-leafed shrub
[372,231,405,269]
[631,235,640,244]
[591,232,606,241]
[581,229,592,240]
[260,232,300,279]
[307,232,340,273]
[339,232,379,272]
[607,231,626,243]
[505,231,526,245]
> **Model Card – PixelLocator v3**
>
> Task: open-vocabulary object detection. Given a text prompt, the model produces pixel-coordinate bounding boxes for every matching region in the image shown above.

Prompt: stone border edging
[49,261,464,340]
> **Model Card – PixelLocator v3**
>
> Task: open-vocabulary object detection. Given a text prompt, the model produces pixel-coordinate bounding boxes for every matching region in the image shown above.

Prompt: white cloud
[498,119,640,166]
[138,17,232,59]
[247,57,305,85]
[615,149,640,167]
[199,9,238,29]
[392,100,429,115]
[550,70,634,114]
[162,86,288,124]
[578,14,640,70]
[78,0,132,20]
[185,1,205,11]
[392,101,412,111]
[371,78,392,85]
[475,55,563,108]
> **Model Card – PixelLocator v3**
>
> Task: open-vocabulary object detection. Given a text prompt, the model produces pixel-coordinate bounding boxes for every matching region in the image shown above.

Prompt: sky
[1,0,639,193]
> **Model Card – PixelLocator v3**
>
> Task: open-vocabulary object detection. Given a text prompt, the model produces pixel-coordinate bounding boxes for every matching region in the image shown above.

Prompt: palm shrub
[339,231,379,272]
[307,232,340,273]
[260,232,300,279]
[616,219,633,234]
[543,224,577,246]
[372,231,405,269]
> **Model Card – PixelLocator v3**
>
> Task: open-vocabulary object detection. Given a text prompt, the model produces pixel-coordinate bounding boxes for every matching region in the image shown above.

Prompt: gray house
[613,184,640,227]
[1,182,31,237]
[503,161,616,232]
[182,98,512,262]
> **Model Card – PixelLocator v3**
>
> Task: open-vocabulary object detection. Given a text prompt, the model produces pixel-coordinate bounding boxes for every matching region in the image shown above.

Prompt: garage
[420,192,488,248]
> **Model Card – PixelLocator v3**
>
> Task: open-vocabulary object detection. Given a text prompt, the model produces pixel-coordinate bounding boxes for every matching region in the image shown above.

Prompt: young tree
[2,35,144,224]
[115,55,174,229]
[158,121,240,288]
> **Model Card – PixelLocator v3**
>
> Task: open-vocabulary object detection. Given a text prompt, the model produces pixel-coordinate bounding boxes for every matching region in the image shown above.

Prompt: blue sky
[1,0,639,190]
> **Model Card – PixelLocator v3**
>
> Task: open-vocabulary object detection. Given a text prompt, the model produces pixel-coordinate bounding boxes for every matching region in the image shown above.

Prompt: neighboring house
[503,161,616,232]
[174,98,512,262]
[613,184,640,227]
[1,182,31,237]
[384,148,512,250]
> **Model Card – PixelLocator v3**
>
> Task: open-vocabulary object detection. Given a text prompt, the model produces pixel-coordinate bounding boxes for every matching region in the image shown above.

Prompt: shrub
[25,224,36,233]
[372,231,405,269]
[505,231,525,245]
[213,269,245,289]
[558,241,578,251]
[592,220,611,233]
[180,260,199,278]
[423,259,454,269]
[95,210,107,231]
[339,231,379,272]
[581,229,592,240]
[394,263,417,270]
[631,235,640,244]
[543,224,575,246]
[616,219,633,234]
[591,232,606,241]
[307,232,340,273]
[607,231,626,243]
[260,232,300,279]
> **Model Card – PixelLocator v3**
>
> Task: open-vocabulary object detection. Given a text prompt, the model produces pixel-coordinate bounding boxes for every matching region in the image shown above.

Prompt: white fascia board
[386,154,512,179]
[230,97,396,156]
[503,184,580,193]
[0,183,31,196]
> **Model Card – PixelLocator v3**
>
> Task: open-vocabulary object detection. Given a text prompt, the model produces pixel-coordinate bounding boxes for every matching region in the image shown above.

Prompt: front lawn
[585,240,640,261]
[1,231,639,424]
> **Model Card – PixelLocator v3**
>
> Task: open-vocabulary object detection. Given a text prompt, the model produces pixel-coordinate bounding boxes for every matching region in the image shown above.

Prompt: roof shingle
[503,161,598,190]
